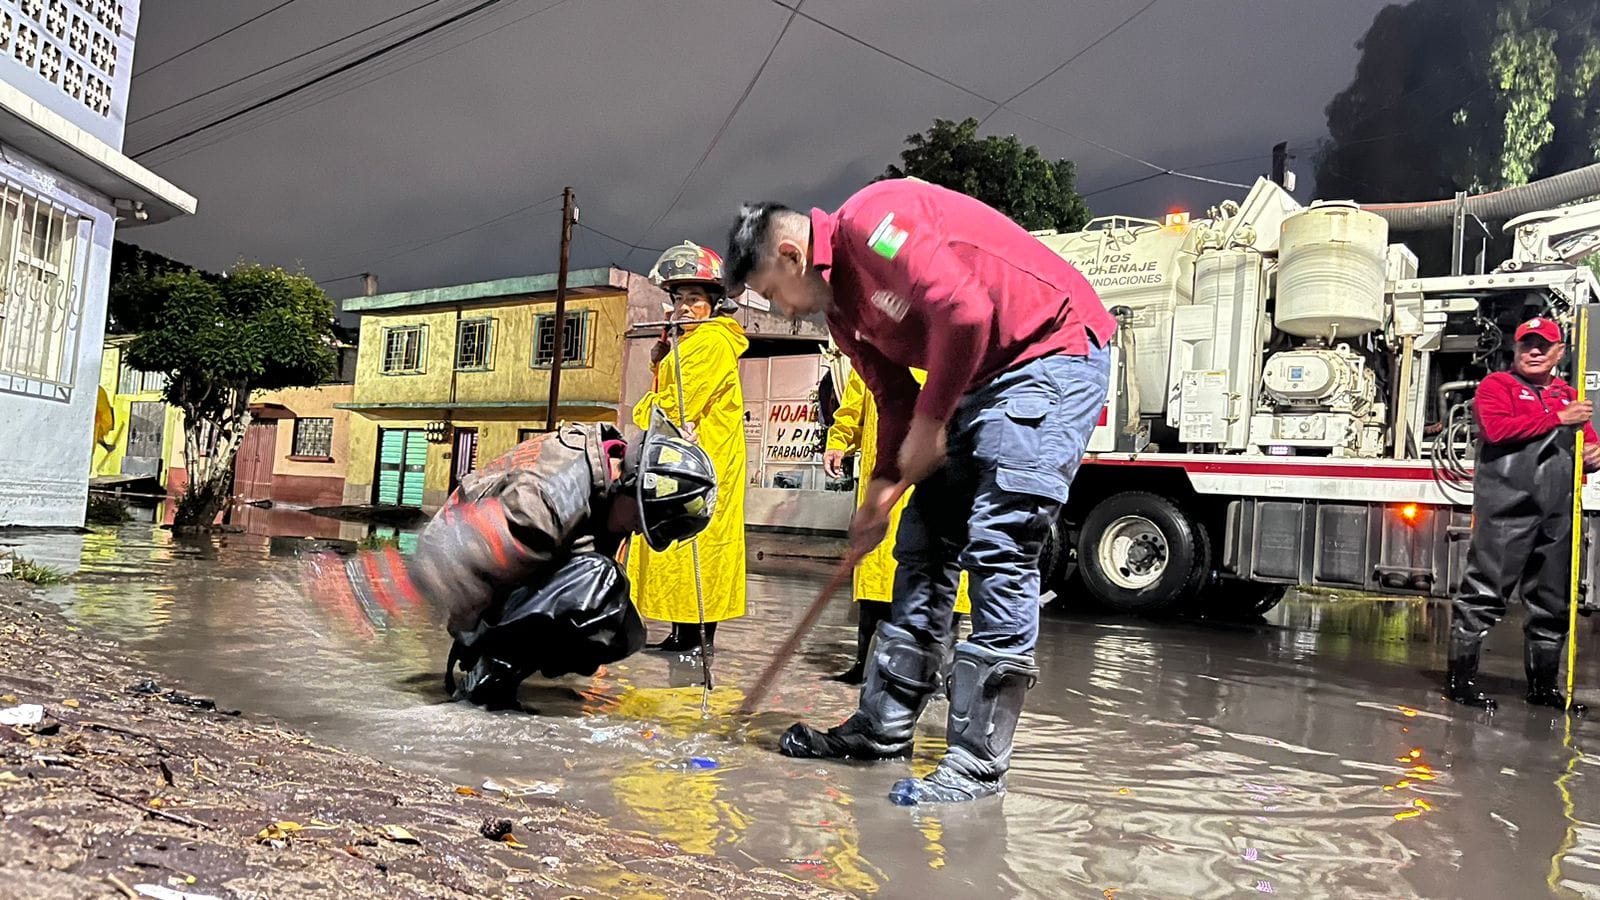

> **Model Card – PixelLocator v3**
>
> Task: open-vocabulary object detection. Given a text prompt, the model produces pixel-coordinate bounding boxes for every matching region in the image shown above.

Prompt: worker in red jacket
[1450,316,1600,712]
[724,179,1115,804]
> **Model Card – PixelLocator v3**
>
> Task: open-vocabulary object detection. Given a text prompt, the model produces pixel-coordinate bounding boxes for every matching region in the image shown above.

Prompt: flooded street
[10,521,1600,898]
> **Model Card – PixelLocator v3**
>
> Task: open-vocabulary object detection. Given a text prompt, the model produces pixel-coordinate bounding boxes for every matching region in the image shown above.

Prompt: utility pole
[1271,142,1296,192]
[545,187,576,433]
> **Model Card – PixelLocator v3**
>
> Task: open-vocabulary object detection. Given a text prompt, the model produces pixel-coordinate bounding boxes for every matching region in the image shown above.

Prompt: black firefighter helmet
[624,409,717,551]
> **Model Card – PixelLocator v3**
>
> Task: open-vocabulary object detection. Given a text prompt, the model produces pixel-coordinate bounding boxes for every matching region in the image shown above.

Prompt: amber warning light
[1163,211,1190,228]
[1398,503,1422,526]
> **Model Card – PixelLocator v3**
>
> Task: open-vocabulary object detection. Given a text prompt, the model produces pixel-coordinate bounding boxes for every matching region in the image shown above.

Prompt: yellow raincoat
[628,315,748,623]
[826,369,970,614]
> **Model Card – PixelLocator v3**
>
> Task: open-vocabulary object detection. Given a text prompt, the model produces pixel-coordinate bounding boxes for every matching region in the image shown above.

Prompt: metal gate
[376,429,427,507]
[450,427,478,492]
[122,401,165,478]
[233,419,277,504]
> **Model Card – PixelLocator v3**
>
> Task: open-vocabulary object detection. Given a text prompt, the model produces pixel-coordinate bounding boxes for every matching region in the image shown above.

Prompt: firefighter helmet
[650,241,738,315]
[623,409,717,551]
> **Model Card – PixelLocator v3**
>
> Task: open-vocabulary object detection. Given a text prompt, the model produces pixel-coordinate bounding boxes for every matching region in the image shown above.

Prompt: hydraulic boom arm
[1506,199,1600,268]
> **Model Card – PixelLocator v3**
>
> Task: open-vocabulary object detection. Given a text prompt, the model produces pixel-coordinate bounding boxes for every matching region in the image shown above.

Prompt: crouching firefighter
[402,413,717,707]
[1448,316,1600,713]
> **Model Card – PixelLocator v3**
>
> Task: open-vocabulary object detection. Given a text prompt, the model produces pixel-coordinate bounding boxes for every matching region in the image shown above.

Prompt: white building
[0,0,194,526]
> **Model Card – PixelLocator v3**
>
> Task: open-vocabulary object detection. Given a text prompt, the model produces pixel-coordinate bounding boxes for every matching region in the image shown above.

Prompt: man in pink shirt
[725,179,1114,804]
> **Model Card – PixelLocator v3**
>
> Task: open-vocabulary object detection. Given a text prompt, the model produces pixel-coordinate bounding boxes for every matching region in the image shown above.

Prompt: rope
[662,320,714,713]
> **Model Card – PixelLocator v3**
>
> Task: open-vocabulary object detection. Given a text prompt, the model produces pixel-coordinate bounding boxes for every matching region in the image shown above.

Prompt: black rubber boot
[1446,632,1496,711]
[781,623,940,761]
[646,623,686,651]
[888,643,1037,806]
[930,613,965,701]
[458,656,525,710]
[830,601,889,684]
[1525,640,1587,714]
[648,622,710,653]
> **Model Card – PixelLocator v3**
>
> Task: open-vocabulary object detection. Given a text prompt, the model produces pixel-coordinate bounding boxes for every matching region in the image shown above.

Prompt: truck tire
[1077,491,1211,615]
[1039,516,1065,589]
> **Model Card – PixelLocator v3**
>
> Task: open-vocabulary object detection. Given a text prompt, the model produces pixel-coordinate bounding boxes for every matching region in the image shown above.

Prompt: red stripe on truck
[1083,456,1444,481]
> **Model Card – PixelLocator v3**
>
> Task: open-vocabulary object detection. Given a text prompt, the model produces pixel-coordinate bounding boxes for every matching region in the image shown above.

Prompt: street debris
[0,702,43,726]
[0,581,840,899]
[132,885,223,900]
[658,756,720,771]
[479,817,514,840]
[482,777,560,796]
[379,824,420,845]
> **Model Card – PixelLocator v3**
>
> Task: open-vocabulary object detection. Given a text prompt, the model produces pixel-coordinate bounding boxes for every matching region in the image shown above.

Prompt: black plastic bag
[445,552,645,705]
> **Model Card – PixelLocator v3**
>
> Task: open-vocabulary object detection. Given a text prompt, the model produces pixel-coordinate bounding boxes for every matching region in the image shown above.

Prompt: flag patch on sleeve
[867,213,909,260]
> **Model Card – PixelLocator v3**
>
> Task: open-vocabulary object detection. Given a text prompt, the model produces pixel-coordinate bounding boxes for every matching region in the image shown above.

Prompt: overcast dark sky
[123,0,1396,302]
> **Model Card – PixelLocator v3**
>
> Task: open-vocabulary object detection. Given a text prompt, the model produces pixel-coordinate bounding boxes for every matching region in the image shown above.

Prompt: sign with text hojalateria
[764,400,822,464]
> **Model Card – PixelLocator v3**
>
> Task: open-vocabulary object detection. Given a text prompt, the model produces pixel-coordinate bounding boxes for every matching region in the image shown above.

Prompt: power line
[1081,150,1288,199]
[130,0,454,128]
[135,0,304,80]
[1082,171,1164,199]
[201,0,578,153]
[978,0,1162,128]
[136,0,579,168]
[626,1,802,261]
[132,0,519,159]
[768,0,1248,192]
[317,273,366,286]
[579,222,665,258]
[328,193,565,269]
[136,8,492,162]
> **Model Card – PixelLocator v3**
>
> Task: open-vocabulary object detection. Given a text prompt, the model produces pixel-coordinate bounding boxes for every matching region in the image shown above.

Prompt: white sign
[764,400,822,462]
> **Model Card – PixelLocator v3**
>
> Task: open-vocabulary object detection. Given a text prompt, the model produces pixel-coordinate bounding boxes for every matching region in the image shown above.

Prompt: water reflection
[15,525,1600,896]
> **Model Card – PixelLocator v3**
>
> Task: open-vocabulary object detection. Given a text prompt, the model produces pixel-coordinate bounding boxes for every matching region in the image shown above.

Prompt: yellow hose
[1550,306,1590,893]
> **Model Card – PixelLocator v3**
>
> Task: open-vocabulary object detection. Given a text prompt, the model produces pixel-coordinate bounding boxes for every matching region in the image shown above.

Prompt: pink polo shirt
[815,179,1115,482]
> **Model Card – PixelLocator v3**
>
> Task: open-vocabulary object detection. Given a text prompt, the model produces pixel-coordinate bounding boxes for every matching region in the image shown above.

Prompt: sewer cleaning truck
[1014,164,1600,617]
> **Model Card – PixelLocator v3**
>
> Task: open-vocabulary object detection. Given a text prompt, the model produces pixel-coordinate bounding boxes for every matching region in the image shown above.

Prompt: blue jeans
[890,346,1110,656]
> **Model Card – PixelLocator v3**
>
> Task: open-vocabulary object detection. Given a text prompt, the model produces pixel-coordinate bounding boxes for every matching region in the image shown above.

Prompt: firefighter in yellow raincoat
[824,367,969,684]
[628,242,749,652]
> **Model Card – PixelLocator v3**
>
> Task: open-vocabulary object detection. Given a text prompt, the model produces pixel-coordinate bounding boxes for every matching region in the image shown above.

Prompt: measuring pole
[544,187,576,433]
[1561,304,1587,711]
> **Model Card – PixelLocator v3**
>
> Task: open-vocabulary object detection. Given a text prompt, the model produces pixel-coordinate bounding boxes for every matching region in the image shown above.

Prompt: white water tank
[1276,201,1387,339]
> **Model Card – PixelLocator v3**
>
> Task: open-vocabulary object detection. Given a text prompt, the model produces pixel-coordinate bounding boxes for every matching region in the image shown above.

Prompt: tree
[119,264,336,529]
[1317,0,1600,204]
[883,117,1091,232]
[107,240,204,334]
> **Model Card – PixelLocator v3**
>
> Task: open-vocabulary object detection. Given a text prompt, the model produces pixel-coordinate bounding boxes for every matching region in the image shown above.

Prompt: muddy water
[12,521,1600,898]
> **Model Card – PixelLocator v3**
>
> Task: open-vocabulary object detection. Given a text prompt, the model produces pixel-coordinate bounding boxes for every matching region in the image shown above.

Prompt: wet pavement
[9,518,1600,898]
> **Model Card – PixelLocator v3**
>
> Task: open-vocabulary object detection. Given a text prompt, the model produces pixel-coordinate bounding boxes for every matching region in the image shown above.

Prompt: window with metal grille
[382,325,426,374]
[455,318,493,371]
[531,311,590,368]
[1,0,127,117]
[292,417,334,458]
[0,179,86,403]
[116,364,166,395]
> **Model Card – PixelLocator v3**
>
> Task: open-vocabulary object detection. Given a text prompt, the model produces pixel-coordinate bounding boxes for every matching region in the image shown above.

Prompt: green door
[376,429,427,507]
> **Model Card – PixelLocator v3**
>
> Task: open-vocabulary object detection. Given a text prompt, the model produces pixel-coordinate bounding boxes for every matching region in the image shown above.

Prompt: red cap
[1515,317,1563,343]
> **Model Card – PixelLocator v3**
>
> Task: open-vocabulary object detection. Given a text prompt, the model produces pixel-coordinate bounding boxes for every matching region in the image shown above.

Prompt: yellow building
[93,335,358,513]
[92,335,183,488]
[339,268,663,512]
